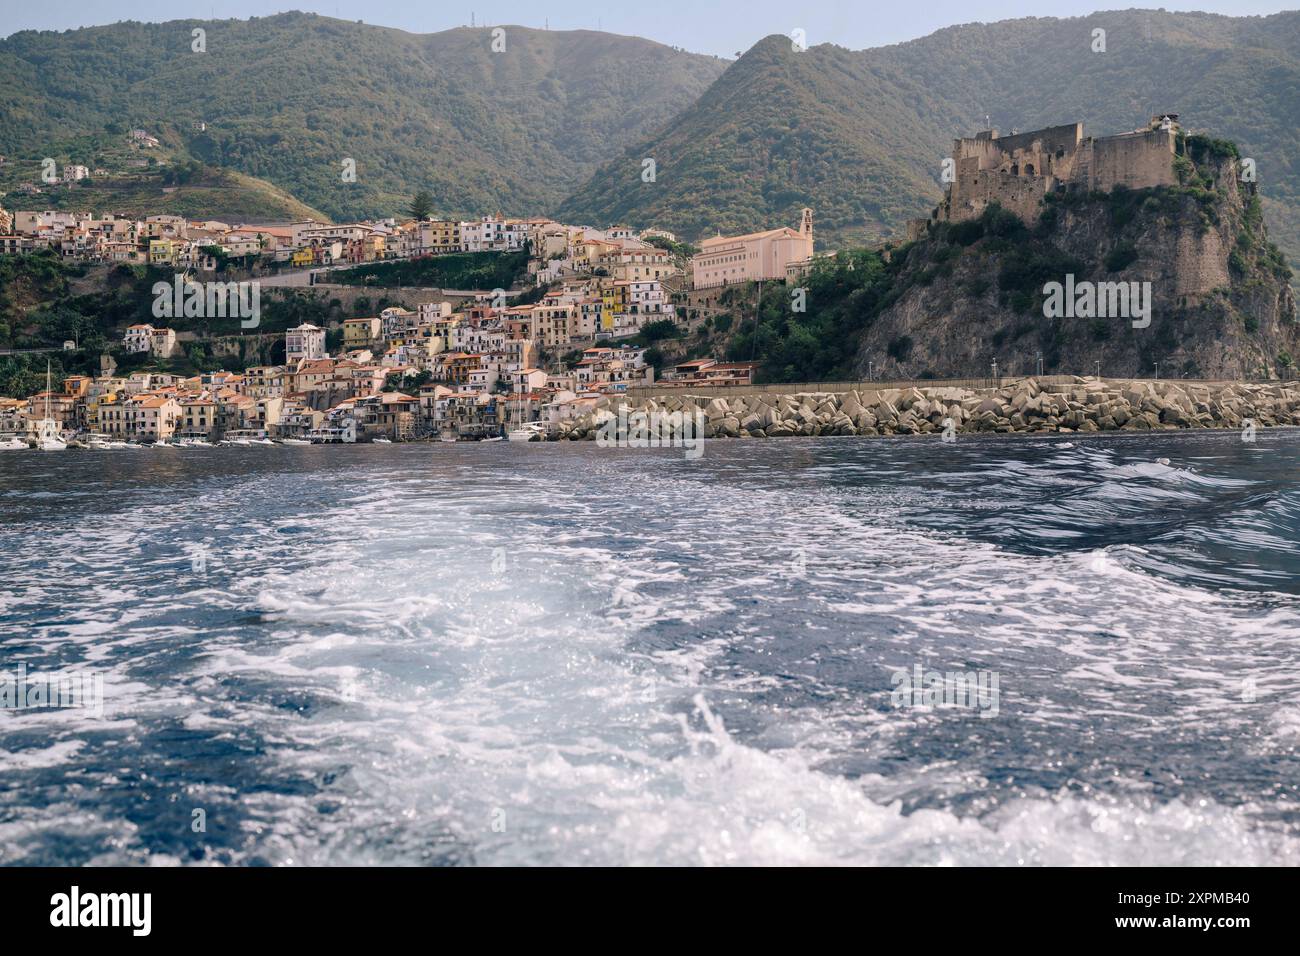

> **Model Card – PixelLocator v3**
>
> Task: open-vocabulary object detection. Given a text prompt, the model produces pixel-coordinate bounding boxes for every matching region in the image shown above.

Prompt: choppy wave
[0,432,1298,865]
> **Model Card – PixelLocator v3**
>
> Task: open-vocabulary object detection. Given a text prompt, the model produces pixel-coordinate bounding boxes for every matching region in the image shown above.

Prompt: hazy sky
[0,1,1293,55]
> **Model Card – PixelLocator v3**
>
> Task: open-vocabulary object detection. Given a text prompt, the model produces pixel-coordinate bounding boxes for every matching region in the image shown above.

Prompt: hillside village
[0,199,815,443]
[4,110,1293,445]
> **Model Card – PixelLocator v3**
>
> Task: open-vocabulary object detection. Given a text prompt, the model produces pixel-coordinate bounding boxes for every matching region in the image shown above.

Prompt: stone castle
[914,114,1182,234]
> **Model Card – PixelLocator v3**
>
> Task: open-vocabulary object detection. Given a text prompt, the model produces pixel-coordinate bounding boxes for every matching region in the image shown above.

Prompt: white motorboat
[439,434,459,443]
[0,436,28,450]
[481,436,504,442]
[372,437,392,444]
[279,438,311,446]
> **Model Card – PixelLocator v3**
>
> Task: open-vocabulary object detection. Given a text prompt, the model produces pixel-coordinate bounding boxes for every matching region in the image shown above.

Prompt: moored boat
[507,422,547,442]
[34,361,67,451]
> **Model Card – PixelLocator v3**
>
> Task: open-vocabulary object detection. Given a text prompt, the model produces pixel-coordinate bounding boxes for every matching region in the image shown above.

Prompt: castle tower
[799,207,813,242]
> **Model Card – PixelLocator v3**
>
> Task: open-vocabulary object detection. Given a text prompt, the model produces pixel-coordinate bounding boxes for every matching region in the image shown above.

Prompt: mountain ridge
[0,12,727,222]
[556,10,1300,279]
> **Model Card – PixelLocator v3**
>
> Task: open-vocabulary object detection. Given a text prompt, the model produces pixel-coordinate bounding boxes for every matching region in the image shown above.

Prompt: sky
[0,1,1293,55]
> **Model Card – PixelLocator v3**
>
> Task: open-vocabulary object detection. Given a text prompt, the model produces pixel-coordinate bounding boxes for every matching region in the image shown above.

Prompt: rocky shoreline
[555,377,1300,441]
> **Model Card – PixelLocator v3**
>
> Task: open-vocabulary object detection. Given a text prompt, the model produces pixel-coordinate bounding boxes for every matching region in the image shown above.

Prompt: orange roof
[698,226,801,248]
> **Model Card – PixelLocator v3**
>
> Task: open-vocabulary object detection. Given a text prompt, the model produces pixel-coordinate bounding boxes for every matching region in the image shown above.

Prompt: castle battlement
[930,115,1181,228]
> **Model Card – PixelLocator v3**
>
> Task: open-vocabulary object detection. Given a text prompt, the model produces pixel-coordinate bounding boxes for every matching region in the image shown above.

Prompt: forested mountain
[5,9,1300,278]
[557,9,1300,276]
[0,12,726,221]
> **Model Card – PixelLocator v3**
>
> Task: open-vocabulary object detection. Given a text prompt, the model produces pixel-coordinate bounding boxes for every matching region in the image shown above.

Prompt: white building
[149,327,177,359]
[123,324,155,353]
[286,323,326,364]
[461,217,526,253]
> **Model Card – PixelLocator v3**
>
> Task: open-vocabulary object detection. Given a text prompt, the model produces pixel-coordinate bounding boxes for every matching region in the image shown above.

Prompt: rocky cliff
[852,137,1297,380]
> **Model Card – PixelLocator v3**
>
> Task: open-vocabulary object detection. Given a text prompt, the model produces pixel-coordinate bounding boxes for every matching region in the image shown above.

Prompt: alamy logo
[152,274,261,329]
[50,886,151,936]
[1,663,103,717]
[595,406,704,460]
[1042,274,1151,329]
[890,664,999,718]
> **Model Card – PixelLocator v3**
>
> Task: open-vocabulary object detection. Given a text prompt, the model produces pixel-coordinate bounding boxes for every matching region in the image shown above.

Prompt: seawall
[556,377,1300,440]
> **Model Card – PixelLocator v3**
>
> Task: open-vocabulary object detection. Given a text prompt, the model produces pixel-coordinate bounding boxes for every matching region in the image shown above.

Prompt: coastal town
[0,201,818,446]
[4,113,1296,449]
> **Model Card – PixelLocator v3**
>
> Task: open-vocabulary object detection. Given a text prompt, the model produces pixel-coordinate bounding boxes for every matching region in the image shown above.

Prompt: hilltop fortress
[918,115,1182,231]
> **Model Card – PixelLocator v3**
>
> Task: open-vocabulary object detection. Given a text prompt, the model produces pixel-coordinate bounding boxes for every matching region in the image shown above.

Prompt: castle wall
[947,169,1051,223]
[940,121,1179,227]
[988,123,1083,160]
[1086,128,1177,192]
[953,136,1008,171]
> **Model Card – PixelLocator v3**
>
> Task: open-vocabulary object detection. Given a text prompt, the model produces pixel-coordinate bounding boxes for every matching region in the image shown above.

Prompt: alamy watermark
[153,274,261,329]
[50,886,150,936]
[595,406,704,459]
[890,664,999,718]
[1,663,104,718]
[1043,274,1151,329]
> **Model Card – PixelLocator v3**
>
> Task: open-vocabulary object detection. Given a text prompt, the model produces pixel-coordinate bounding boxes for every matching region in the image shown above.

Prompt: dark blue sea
[1,431,1298,865]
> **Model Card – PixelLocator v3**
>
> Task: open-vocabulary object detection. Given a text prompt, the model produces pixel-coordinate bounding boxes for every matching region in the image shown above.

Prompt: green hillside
[0,13,725,223]
[555,9,1300,278]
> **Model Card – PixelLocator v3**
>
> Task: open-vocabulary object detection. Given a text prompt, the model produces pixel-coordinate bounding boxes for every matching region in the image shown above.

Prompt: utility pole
[1154,361,1160,381]
[1094,360,1100,380]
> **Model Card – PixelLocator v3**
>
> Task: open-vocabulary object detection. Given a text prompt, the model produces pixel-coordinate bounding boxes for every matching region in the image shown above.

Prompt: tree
[408,191,434,222]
